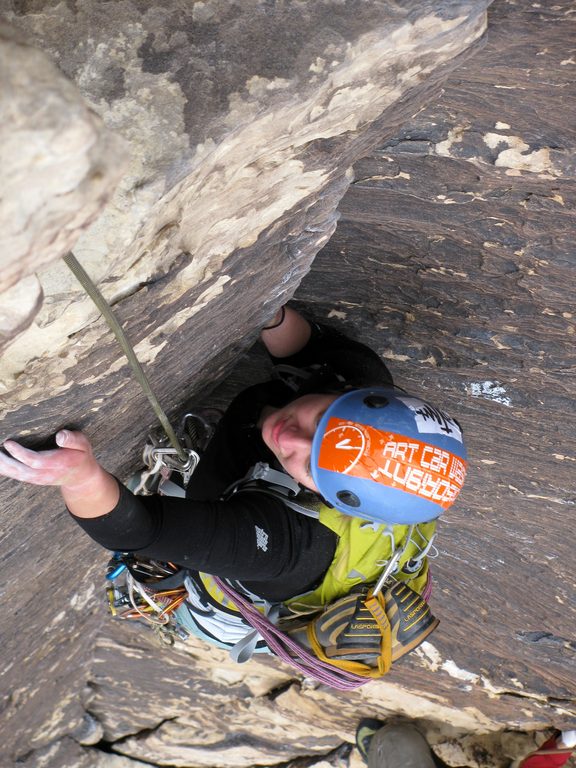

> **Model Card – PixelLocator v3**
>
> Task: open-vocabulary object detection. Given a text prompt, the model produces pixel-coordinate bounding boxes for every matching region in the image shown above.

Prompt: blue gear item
[311,387,467,525]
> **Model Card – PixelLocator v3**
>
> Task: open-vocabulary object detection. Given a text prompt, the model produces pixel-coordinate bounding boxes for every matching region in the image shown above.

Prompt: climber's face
[260,394,338,491]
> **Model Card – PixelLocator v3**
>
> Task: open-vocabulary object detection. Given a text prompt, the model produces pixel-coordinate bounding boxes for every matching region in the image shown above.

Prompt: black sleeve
[269,321,393,388]
[69,480,336,600]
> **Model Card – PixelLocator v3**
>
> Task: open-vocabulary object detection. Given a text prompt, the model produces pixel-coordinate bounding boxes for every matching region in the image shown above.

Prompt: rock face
[0,0,486,411]
[296,0,576,736]
[1,1,575,767]
[0,23,126,298]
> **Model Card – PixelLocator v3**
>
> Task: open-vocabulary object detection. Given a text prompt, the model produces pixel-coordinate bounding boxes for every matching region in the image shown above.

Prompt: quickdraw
[105,554,190,643]
[131,411,219,496]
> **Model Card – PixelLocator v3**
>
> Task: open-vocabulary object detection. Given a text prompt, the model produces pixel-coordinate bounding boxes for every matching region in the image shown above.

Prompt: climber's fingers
[0,431,96,487]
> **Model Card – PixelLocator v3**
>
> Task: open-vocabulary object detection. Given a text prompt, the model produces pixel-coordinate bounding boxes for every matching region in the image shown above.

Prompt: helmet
[311,387,467,525]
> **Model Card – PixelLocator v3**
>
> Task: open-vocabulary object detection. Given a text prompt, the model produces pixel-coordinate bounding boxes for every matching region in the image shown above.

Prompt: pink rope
[213,578,369,691]
[213,570,434,691]
[422,570,433,602]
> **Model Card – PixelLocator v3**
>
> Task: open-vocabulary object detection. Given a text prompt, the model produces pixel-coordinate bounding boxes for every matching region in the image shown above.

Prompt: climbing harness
[223,461,323,519]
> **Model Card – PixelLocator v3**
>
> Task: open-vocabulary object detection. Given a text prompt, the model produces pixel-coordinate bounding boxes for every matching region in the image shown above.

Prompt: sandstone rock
[0,274,43,346]
[0,1,488,409]
[0,23,126,296]
[20,736,152,767]
[53,619,547,768]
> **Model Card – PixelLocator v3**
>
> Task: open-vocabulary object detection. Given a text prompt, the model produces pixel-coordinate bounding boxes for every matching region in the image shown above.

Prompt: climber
[0,305,467,636]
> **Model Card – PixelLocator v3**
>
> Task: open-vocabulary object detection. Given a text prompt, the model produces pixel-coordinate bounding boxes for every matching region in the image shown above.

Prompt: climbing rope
[63,251,187,462]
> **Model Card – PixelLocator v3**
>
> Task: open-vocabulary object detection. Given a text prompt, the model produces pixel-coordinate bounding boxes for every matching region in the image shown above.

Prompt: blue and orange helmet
[311,387,467,525]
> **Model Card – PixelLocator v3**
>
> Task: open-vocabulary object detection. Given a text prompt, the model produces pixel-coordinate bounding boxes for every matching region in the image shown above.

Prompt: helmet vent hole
[336,490,361,508]
[364,395,389,408]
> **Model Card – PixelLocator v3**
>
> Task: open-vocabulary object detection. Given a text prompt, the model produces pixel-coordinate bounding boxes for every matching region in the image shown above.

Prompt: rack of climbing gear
[62,251,209,641]
[105,407,221,641]
[105,553,191,643]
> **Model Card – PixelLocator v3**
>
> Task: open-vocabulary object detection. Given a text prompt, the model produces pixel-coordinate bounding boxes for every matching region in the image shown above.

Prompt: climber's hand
[0,430,99,489]
[1,430,120,518]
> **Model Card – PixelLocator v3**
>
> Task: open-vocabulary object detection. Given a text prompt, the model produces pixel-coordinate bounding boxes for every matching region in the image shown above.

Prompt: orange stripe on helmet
[318,417,467,510]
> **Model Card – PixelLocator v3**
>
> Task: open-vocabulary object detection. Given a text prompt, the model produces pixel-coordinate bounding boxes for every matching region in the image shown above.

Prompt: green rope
[63,251,187,462]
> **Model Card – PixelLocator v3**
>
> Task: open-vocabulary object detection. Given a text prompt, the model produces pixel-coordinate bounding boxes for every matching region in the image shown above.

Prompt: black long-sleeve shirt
[72,322,393,601]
